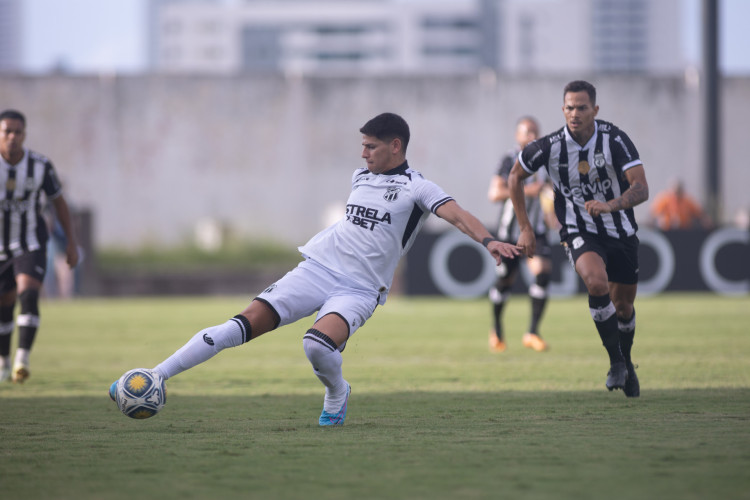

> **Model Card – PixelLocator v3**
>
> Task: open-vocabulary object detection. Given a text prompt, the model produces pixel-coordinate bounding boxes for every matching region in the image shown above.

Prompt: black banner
[404,228,750,297]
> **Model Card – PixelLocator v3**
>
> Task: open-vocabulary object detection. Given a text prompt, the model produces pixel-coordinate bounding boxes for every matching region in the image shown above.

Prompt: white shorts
[255,258,380,342]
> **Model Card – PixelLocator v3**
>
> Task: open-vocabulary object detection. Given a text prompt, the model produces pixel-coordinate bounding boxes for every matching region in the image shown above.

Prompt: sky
[20,0,750,75]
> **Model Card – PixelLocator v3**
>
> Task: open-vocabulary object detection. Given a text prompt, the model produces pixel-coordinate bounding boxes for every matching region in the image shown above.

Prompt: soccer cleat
[11,362,30,384]
[624,362,640,398]
[522,332,549,352]
[109,380,118,402]
[488,331,507,353]
[606,361,628,391]
[319,384,351,426]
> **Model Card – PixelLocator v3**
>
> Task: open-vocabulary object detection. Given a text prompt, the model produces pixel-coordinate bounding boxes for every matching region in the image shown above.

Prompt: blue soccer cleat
[319,384,351,426]
[109,380,118,402]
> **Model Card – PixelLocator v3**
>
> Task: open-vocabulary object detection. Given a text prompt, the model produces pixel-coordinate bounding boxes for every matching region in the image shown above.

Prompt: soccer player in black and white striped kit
[509,81,649,397]
[0,109,79,383]
[487,116,553,353]
[112,113,521,425]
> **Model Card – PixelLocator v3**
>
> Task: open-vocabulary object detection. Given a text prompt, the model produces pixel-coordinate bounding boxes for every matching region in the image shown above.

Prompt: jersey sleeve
[351,167,367,187]
[496,154,515,180]
[518,139,545,175]
[609,128,642,171]
[42,161,64,199]
[413,176,453,215]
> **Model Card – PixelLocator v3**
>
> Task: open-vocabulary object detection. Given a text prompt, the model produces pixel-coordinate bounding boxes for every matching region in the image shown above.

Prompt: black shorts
[562,233,639,285]
[0,249,48,293]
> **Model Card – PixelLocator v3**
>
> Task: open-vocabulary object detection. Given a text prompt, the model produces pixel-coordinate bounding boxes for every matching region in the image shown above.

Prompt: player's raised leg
[155,300,278,377]
[153,315,252,379]
[110,300,278,409]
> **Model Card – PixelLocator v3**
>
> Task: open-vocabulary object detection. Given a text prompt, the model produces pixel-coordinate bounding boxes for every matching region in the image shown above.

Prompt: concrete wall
[0,74,746,250]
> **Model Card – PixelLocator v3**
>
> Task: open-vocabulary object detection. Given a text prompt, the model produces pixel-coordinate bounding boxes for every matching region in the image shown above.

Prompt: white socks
[14,348,29,367]
[153,317,248,379]
[303,329,348,413]
[151,320,349,414]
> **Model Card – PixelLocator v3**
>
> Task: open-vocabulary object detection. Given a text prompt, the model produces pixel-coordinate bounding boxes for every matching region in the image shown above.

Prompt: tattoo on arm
[609,181,649,211]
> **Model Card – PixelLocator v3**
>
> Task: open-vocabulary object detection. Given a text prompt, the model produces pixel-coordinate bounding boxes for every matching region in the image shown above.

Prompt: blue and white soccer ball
[111,368,166,419]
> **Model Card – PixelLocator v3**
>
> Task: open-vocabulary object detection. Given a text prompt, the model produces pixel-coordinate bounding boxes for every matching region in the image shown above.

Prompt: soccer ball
[111,368,167,419]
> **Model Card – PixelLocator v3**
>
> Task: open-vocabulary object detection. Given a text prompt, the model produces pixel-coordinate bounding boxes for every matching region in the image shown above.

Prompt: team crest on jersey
[594,153,605,168]
[383,187,400,202]
[577,160,590,175]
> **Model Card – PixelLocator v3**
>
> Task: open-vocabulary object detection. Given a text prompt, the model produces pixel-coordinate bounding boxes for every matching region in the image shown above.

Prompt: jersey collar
[0,147,28,168]
[564,121,598,151]
[380,160,409,176]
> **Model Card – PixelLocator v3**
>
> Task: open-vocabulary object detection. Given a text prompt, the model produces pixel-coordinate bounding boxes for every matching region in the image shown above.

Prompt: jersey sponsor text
[346,204,392,231]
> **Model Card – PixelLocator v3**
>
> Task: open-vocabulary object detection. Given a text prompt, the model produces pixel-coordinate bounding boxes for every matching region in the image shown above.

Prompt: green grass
[1,293,749,500]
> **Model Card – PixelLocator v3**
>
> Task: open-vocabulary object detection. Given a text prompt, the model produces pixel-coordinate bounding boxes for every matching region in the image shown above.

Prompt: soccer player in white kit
[111,113,520,425]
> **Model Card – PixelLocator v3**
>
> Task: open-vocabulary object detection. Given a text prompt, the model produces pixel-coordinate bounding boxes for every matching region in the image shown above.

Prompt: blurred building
[503,0,684,75]
[148,0,684,75]
[0,0,22,72]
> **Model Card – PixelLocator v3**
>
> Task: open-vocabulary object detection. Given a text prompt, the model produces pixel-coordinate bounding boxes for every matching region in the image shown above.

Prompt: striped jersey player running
[0,109,79,384]
[111,113,521,425]
[509,81,649,397]
[487,116,553,354]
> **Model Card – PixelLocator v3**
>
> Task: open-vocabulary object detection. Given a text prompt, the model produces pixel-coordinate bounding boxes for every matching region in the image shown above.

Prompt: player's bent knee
[303,328,338,361]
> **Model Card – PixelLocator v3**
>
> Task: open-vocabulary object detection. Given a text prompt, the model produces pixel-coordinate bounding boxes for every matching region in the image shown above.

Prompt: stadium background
[0,75,748,296]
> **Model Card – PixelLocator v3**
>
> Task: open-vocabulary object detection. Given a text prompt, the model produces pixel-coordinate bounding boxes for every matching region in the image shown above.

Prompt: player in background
[0,109,79,383]
[508,81,648,397]
[487,116,553,353]
[111,113,521,425]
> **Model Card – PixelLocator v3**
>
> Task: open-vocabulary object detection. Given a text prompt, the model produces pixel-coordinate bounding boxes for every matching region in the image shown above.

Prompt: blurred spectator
[650,180,713,231]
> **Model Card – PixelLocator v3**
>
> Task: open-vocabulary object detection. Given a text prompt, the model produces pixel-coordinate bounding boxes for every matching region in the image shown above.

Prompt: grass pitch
[1,293,749,500]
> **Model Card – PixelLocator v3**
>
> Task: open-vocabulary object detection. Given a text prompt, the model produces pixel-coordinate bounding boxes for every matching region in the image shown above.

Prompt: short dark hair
[0,109,26,127]
[563,80,596,105]
[516,115,539,127]
[360,112,410,153]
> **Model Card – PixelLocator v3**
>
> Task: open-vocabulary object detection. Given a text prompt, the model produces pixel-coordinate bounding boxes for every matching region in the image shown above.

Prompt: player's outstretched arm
[435,200,520,264]
[508,160,536,258]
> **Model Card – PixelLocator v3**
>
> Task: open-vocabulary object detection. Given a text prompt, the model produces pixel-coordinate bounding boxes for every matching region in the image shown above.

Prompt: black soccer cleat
[624,362,640,398]
[606,361,628,391]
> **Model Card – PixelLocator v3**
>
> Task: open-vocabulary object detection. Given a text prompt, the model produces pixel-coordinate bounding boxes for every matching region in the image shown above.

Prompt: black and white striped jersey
[0,148,63,259]
[518,120,642,241]
[299,161,452,304]
[494,147,548,243]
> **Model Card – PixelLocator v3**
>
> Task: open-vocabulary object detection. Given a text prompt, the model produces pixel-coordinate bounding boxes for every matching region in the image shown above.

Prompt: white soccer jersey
[299,161,453,304]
